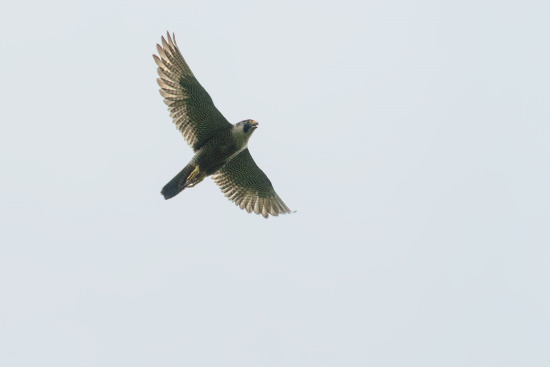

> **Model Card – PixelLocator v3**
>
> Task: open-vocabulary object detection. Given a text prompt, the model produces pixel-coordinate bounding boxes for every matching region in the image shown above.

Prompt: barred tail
[161,164,195,200]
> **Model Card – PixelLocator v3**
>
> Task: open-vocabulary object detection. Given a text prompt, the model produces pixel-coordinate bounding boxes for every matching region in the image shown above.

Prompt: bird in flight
[154,32,292,218]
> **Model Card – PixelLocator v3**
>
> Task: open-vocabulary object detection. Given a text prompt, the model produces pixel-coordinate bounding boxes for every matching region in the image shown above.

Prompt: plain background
[1,0,549,366]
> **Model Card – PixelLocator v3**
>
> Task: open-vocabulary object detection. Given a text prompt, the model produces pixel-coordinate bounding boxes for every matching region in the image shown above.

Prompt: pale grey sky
[1,0,549,366]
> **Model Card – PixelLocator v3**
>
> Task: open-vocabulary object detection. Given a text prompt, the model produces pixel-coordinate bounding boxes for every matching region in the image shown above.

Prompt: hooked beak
[250,120,259,129]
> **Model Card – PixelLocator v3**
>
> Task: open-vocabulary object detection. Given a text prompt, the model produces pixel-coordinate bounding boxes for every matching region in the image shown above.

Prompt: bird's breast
[194,143,240,175]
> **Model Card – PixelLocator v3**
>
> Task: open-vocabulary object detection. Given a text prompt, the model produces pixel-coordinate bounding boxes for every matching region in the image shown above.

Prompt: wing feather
[154,32,232,150]
[212,149,292,218]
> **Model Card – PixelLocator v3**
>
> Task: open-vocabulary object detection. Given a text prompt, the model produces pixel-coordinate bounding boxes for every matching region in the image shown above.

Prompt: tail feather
[161,164,195,200]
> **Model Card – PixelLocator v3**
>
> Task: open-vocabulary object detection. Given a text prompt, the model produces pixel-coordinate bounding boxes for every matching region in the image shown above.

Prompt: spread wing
[154,32,232,151]
[212,149,292,218]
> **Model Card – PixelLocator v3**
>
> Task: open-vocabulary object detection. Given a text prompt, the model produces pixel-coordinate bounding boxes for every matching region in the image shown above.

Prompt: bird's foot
[186,165,205,188]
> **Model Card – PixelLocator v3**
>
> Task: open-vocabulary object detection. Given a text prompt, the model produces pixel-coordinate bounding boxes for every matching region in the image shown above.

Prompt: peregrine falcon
[154,32,292,218]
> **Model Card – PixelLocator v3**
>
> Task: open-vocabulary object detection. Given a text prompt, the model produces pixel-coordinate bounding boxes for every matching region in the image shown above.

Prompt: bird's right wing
[212,149,292,218]
[154,32,232,151]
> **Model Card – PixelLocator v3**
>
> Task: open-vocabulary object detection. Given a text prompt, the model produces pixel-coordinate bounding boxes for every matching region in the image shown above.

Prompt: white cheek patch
[231,126,252,148]
[226,127,250,161]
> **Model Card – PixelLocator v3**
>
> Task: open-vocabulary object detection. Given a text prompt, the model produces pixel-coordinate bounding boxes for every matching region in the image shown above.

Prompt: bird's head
[236,119,259,135]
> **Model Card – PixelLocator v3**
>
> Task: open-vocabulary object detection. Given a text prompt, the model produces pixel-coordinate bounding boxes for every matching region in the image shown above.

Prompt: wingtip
[166,31,174,44]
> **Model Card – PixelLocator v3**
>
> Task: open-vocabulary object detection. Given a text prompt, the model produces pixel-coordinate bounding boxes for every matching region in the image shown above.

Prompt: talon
[187,165,201,182]
[185,165,205,188]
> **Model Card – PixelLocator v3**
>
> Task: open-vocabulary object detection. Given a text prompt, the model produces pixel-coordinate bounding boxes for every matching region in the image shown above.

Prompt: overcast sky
[1,0,549,366]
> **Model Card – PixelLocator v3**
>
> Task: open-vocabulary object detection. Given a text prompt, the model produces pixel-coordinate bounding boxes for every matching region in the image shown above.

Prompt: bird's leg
[187,165,201,181]
[185,165,205,188]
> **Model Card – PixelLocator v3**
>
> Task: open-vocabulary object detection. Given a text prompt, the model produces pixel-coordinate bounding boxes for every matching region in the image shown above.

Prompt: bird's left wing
[154,32,232,151]
[212,149,292,218]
